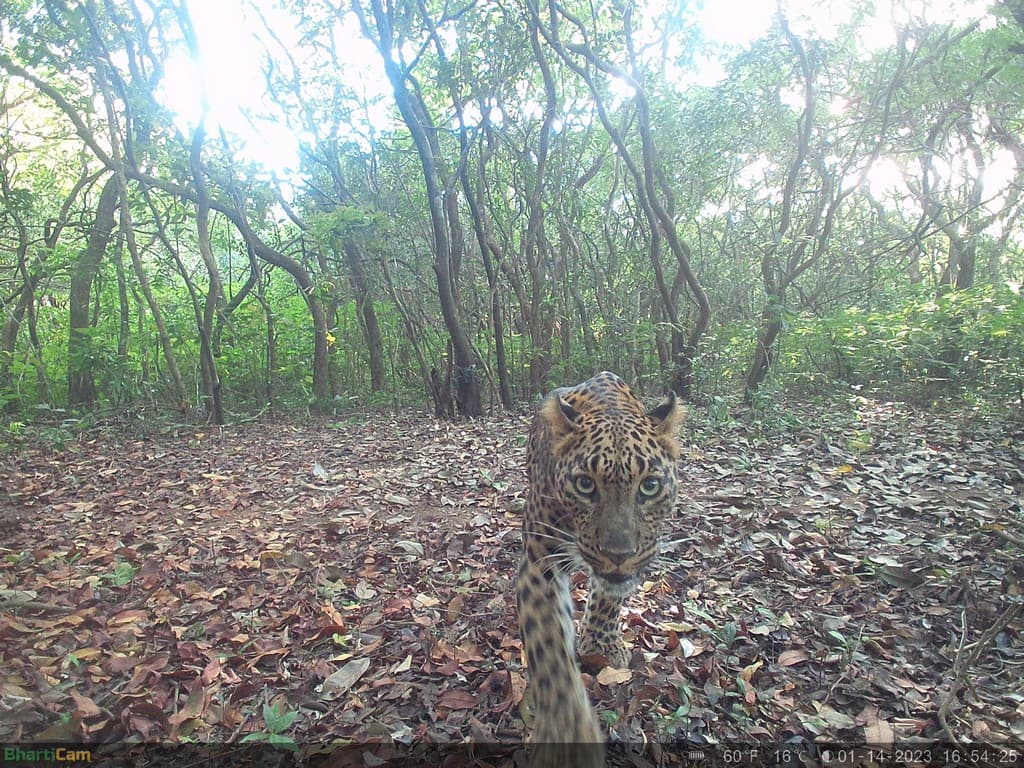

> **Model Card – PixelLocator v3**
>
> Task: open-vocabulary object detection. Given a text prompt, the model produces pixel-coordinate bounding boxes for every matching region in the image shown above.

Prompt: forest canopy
[1,0,1022,424]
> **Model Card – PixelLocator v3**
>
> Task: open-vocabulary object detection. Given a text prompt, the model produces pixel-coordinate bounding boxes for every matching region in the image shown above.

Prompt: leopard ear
[538,390,580,437]
[648,391,685,437]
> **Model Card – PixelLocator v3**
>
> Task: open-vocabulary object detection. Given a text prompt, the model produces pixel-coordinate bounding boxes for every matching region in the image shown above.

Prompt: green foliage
[306,206,380,246]
[1,0,1022,423]
[36,424,75,451]
[240,702,299,750]
[789,284,1024,402]
[105,560,137,587]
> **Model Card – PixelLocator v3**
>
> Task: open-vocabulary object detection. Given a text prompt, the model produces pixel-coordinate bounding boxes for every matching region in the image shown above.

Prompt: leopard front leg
[517,547,604,767]
[578,576,633,668]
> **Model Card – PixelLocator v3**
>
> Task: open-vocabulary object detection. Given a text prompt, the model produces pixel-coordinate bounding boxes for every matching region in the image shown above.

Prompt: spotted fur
[517,372,684,764]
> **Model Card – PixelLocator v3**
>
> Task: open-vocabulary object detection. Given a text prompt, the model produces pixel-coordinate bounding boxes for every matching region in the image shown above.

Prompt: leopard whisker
[525,523,575,545]
[525,530,573,548]
[659,536,694,551]
[538,551,582,577]
[529,516,573,533]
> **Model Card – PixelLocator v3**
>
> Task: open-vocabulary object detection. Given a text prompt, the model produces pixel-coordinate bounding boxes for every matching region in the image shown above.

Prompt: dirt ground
[1,399,1022,765]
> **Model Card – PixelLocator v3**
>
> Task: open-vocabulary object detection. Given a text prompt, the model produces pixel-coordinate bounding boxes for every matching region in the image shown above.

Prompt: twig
[990,527,1024,548]
[0,599,80,614]
[937,601,1022,745]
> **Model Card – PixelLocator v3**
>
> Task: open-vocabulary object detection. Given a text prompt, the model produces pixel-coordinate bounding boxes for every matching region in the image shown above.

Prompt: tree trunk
[1,284,39,410]
[68,176,119,408]
[215,206,332,407]
[535,2,710,399]
[252,264,277,410]
[212,261,258,357]
[190,125,225,424]
[378,253,435,404]
[523,13,559,396]
[940,231,977,292]
[112,232,130,365]
[457,125,514,410]
[0,184,47,410]
[358,0,482,417]
[342,240,386,393]
[744,291,784,404]
[122,198,188,412]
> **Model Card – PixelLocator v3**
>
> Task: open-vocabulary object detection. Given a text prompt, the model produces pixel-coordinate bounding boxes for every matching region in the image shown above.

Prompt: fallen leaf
[811,703,858,730]
[865,719,895,745]
[168,677,209,728]
[660,621,695,632]
[355,581,377,599]
[394,540,425,556]
[109,609,149,626]
[437,689,478,710]
[70,691,102,717]
[778,649,809,666]
[596,667,632,685]
[739,660,763,682]
[322,658,371,700]
[875,565,928,588]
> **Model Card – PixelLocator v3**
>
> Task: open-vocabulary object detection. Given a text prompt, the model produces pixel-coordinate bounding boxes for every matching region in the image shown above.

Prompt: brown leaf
[104,654,142,674]
[437,689,478,710]
[70,691,102,717]
[864,719,895,745]
[168,676,210,728]
[121,701,168,739]
[109,609,149,627]
[201,658,222,685]
[322,658,371,700]
[875,565,928,589]
[446,592,466,623]
[739,660,763,682]
[777,649,809,666]
[596,666,632,685]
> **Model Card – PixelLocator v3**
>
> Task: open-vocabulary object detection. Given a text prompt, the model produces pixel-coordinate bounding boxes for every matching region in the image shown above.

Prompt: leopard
[517,371,684,766]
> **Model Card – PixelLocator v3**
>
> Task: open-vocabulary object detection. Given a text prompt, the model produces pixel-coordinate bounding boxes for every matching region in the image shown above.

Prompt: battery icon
[685,750,705,761]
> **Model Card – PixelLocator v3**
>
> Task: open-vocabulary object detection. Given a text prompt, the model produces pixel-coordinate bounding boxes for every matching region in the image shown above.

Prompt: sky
[159,0,876,169]
[158,0,1004,199]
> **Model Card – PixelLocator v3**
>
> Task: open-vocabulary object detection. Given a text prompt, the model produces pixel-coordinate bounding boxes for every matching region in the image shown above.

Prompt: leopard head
[531,372,684,586]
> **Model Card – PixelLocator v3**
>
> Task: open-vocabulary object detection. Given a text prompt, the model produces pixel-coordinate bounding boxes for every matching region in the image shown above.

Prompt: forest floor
[1,397,1023,766]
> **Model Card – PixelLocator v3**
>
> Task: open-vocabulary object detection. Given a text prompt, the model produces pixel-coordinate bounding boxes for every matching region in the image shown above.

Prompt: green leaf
[262,701,298,733]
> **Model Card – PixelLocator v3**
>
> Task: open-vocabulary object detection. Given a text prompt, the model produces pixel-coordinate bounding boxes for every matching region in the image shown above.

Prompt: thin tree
[353,0,483,417]
[532,0,711,397]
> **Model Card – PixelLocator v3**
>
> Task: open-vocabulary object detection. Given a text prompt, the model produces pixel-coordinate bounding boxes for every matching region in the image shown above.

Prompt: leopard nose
[600,532,639,562]
[606,549,636,565]
[601,540,640,565]
[600,524,639,560]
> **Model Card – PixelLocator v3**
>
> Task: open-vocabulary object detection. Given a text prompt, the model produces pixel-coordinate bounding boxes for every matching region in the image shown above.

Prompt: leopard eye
[573,475,596,496]
[638,476,663,498]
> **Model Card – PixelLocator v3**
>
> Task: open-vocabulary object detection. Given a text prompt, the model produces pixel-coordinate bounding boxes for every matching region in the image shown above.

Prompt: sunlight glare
[607,74,638,102]
[692,0,992,85]
[155,0,1004,182]
[867,157,907,198]
[158,0,300,174]
[696,0,773,48]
